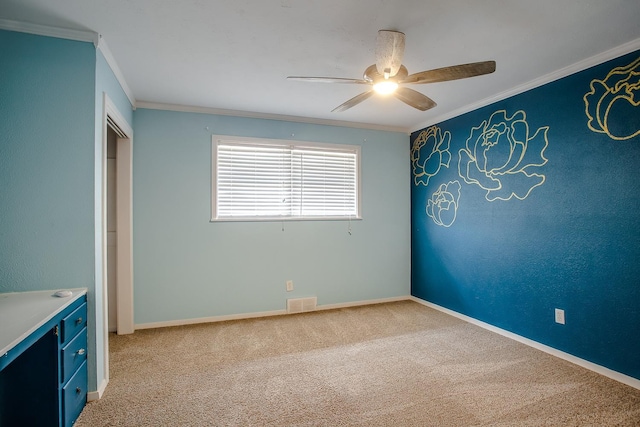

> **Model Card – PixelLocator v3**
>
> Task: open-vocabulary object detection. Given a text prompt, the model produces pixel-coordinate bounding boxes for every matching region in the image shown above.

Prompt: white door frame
[102,94,134,381]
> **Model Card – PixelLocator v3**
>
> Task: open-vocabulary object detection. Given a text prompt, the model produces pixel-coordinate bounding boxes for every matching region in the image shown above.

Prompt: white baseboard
[315,295,410,311]
[134,295,412,330]
[410,296,640,391]
[135,308,288,330]
[87,378,108,401]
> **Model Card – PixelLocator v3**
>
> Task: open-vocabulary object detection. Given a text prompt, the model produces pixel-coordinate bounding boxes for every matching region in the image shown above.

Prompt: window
[212,136,361,221]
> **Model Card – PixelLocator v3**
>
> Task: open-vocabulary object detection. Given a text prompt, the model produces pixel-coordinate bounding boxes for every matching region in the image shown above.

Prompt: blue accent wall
[411,50,640,380]
[0,30,95,293]
[132,109,411,324]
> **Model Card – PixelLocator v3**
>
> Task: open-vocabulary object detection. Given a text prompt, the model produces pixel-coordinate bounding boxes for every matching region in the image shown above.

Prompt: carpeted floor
[76,301,640,426]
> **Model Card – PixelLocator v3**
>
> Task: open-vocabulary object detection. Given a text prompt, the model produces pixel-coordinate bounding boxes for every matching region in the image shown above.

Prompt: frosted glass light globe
[373,80,398,95]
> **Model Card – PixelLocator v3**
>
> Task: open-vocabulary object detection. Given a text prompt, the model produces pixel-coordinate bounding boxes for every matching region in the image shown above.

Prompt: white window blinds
[212,137,360,220]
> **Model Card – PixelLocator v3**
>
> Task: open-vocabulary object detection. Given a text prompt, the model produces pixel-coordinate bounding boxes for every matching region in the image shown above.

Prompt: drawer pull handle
[77,348,86,356]
[76,387,82,394]
[76,317,83,325]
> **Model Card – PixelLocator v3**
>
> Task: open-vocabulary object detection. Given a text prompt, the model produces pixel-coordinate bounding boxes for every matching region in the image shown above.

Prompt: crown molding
[135,101,409,134]
[0,18,99,46]
[0,19,137,108]
[97,36,136,107]
[411,37,640,133]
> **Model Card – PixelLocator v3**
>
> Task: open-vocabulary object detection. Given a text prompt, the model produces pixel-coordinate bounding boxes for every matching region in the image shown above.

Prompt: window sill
[210,216,363,223]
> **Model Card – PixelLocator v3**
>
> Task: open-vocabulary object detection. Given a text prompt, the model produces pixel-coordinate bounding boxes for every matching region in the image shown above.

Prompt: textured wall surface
[0,30,135,394]
[411,50,640,379]
[132,109,411,324]
[0,30,95,293]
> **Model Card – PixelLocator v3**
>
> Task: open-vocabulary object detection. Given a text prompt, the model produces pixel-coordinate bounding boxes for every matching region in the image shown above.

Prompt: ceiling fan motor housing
[375,30,406,78]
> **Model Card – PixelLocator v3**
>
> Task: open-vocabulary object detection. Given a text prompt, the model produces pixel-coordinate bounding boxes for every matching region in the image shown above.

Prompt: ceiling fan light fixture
[373,80,398,95]
[288,30,496,112]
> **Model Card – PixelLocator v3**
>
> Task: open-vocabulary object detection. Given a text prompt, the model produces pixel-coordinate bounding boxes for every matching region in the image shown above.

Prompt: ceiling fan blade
[332,90,375,112]
[287,76,369,84]
[375,30,405,78]
[401,61,496,84]
[394,87,437,111]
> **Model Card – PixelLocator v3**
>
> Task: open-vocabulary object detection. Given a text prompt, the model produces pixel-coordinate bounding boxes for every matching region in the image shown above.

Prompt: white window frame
[211,135,362,222]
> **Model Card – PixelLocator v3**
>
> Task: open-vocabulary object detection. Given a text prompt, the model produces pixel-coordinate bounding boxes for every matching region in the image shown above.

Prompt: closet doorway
[103,95,134,344]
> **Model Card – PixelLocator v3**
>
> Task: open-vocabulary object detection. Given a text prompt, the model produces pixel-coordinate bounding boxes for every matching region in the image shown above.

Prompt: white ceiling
[2,0,640,133]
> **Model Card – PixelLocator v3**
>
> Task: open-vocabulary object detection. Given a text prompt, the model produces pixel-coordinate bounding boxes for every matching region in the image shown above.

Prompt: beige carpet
[76,301,640,426]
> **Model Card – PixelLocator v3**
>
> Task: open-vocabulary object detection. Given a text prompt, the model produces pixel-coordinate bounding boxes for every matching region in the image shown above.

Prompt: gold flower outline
[584,56,640,141]
[411,126,451,186]
[426,181,461,227]
[458,110,549,202]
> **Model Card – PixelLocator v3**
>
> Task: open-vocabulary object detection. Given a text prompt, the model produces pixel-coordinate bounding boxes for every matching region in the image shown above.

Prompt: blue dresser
[0,289,88,426]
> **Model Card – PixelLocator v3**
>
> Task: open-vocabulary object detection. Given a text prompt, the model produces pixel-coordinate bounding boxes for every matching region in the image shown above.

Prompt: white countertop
[0,289,87,356]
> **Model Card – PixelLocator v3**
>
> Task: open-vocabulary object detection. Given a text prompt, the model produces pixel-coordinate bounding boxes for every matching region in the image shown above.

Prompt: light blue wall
[411,50,640,380]
[132,109,411,324]
[96,50,133,127]
[92,48,133,390]
[0,29,135,394]
[0,30,95,292]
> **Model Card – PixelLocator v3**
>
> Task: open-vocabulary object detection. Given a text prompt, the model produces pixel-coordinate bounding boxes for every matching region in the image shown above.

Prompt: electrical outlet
[555,308,565,325]
[286,280,294,292]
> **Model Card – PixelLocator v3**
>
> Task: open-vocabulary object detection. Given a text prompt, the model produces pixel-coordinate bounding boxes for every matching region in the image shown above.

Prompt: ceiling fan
[288,30,496,112]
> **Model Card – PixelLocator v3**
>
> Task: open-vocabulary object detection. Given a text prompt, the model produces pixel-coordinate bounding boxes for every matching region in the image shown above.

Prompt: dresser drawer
[62,360,87,427]
[61,327,87,384]
[61,302,87,344]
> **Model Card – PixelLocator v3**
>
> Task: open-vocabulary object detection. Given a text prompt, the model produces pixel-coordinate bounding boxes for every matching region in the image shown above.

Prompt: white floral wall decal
[426,181,461,227]
[458,110,549,201]
[584,56,640,141]
[411,126,451,186]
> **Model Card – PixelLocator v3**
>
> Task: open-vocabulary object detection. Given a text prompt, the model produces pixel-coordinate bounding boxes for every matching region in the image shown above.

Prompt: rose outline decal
[458,109,549,202]
[426,181,461,227]
[411,126,451,186]
[584,56,640,141]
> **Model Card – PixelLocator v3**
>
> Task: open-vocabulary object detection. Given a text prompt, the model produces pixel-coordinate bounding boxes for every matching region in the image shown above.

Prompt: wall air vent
[287,297,317,314]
